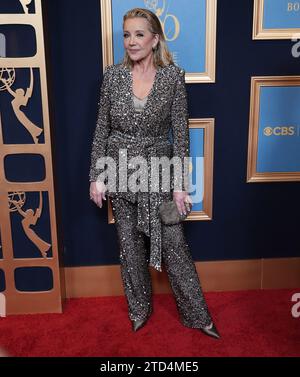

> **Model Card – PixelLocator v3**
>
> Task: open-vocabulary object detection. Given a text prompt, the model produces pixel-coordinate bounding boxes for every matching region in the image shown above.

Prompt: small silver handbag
[158,200,192,225]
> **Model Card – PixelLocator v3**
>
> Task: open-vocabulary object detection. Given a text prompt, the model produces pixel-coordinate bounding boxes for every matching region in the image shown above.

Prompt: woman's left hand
[173,191,193,216]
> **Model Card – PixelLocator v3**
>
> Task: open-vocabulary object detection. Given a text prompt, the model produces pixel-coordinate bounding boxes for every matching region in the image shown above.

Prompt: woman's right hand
[90,181,107,208]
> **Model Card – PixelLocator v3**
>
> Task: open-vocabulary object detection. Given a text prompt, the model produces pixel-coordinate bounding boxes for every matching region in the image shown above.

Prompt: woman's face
[123,17,159,63]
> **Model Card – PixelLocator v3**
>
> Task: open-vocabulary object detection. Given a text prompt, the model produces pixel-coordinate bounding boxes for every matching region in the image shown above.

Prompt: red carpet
[0,289,299,357]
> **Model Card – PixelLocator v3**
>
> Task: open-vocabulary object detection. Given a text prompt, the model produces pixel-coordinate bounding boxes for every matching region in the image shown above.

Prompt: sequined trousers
[110,195,213,329]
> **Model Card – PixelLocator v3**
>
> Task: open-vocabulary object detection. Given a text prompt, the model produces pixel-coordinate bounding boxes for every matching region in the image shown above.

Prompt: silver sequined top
[89,63,190,272]
[133,94,148,112]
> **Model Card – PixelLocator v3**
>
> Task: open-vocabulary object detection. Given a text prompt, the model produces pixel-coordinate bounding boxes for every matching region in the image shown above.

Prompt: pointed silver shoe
[200,322,221,339]
[131,318,148,332]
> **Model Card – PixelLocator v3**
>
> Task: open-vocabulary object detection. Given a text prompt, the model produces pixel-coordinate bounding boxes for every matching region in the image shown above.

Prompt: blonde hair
[122,8,174,69]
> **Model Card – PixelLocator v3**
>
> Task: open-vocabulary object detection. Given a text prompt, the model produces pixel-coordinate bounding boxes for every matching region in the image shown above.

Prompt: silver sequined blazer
[89,62,190,272]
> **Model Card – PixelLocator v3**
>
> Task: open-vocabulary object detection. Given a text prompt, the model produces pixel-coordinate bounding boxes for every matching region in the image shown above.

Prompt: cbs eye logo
[263,127,296,136]
[264,127,273,136]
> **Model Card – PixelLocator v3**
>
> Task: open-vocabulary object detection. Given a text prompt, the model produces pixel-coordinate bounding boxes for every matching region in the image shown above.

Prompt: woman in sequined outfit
[89,8,220,339]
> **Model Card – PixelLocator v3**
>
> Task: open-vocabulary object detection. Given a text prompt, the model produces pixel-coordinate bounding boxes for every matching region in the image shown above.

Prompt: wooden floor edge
[64,257,300,298]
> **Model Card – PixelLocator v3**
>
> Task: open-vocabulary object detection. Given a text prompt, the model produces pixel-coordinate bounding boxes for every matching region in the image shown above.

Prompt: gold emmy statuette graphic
[144,0,180,42]
[0,67,43,144]
[19,0,33,14]
[0,68,15,91]
[9,191,51,258]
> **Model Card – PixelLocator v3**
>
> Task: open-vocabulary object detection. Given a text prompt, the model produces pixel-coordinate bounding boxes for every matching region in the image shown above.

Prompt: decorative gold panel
[0,0,65,314]
[100,0,217,83]
[247,76,300,182]
[253,0,300,40]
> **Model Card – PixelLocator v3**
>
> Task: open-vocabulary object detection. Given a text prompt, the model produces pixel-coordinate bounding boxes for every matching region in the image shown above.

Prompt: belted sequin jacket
[89,62,190,272]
